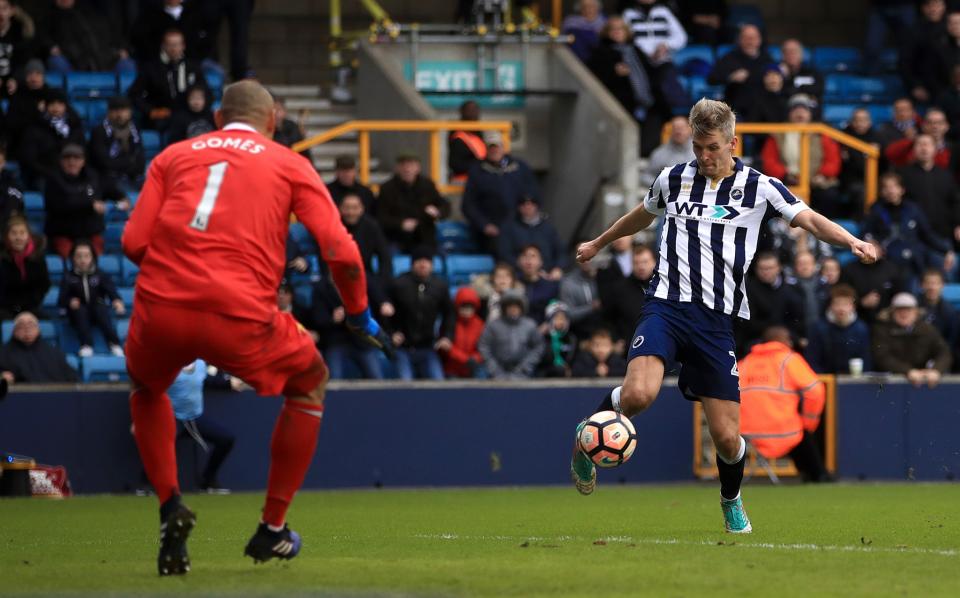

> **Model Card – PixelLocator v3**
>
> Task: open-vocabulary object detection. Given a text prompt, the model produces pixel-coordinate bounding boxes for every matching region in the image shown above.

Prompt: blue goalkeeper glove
[345,307,395,360]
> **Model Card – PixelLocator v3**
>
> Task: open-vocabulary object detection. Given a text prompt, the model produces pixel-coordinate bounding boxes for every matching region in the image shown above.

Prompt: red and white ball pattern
[578,411,638,468]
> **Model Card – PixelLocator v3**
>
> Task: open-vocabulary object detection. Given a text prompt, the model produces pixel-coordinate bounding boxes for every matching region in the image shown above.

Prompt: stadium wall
[1,380,957,494]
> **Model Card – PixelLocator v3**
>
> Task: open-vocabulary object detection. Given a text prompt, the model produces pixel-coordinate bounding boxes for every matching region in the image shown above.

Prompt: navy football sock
[716,436,746,500]
[594,386,622,414]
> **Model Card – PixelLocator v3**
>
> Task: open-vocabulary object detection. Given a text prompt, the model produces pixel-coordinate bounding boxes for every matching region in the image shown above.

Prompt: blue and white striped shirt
[643,158,809,319]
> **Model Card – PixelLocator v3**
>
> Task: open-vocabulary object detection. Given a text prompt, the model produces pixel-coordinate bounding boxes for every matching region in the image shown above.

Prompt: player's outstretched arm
[577,203,658,263]
[791,210,877,264]
[122,157,167,264]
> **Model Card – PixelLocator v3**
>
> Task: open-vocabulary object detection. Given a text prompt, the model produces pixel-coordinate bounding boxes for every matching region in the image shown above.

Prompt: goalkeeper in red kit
[122,80,392,575]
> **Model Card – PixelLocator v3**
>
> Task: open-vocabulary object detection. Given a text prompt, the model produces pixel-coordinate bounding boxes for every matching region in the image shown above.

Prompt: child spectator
[442,287,486,378]
[167,85,217,143]
[516,244,560,323]
[498,196,568,278]
[0,311,78,384]
[44,144,128,258]
[538,300,577,378]
[806,284,873,374]
[58,240,125,357]
[478,289,544,380]
[572,327,627,378]
[87,97,145,191]
[473,261,524,321]
[0,215,50,319]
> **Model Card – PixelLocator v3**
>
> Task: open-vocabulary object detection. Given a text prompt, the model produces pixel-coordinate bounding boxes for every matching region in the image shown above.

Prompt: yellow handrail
[292,120,512,195]
[663,122,880,211]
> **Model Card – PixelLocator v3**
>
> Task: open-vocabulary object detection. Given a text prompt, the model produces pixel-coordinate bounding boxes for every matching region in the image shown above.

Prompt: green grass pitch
[3,484,959,597]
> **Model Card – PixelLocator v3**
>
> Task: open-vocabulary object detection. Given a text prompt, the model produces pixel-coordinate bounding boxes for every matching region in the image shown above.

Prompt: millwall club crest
[632,336,645,349]
[730,187,744,201]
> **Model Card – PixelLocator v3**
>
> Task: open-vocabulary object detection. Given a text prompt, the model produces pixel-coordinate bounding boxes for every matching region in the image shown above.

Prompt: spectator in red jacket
[885,108,952,169]
[441,286,486,378]
[761,93,844,216]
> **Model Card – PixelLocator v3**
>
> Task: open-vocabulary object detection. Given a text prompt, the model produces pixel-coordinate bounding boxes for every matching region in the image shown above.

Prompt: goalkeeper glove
[345,307,395,360]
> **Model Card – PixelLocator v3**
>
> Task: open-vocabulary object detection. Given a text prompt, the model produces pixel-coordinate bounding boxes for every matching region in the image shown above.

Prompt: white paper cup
[849,358,864,377]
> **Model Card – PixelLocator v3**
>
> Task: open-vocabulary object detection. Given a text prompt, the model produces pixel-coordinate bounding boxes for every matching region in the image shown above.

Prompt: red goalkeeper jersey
[122,122,367,322]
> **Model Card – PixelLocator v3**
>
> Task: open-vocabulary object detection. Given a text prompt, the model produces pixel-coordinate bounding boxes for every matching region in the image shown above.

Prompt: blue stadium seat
[76,99,108,126]
[822,103,858,127]
[117,286,135,308]
[66,72,117,99]
[104,222,125,252]
[116,318,130,343]
[675,45,714,75]
[65,354,80,375]
[715,44,735,60]
[436,221,477,254]
[813,46,862,73]
[834,219,861,238]
[81,355,128,382]
[2,320,56,343]
[46,255,64,283]
[942,283,960,309]
[392,254,445,276]
[141,130,162,158]
[23,191,43,213]
[118,71,136,95]
[866,104,894,125]
[686,76,724,101]
[42,287,59,309]
[826,75,901,103]
[834,250,858,265]
[767,45,812,64]
[98,255,121,278]
[46,73,65,89]
[446,254,495,286]
[121,257,139,285]
[880,47,899,73]
[204,68,225,101]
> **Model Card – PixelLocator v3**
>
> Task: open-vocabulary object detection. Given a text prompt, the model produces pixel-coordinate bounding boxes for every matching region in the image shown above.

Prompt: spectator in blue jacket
[497,196,568,279]
[863,171,955,282]
[58,240,125,357]
[462,132,540,255]
[561,0,606,62]
[806,284,873,374]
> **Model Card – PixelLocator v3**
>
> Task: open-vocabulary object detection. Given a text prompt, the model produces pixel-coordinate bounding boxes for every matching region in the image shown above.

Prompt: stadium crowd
[3,0,960,385]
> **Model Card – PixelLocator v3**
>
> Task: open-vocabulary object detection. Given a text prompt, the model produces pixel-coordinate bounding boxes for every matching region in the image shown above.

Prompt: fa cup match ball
[578,411,637,468]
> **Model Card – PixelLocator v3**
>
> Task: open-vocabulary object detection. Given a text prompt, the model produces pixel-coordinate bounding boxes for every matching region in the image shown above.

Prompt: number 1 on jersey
[190,161,228,231]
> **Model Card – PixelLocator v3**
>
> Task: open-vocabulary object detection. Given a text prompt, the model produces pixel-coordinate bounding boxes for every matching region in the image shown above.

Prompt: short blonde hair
[689,98,736,141]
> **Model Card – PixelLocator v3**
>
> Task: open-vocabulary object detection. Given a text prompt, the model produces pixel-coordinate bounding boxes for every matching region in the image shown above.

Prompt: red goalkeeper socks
[262,401,324,527]
[130,388,180,504]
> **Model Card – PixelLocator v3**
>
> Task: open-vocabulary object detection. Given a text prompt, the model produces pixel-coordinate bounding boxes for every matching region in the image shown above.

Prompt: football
[578,411,638,468]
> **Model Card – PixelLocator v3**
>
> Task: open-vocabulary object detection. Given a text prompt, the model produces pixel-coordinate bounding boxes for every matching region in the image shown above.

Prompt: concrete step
[284,97,333,111]
[266,84,323,98]
[318,170,393,186]
[311,156,381,171]
[302,112,354,128]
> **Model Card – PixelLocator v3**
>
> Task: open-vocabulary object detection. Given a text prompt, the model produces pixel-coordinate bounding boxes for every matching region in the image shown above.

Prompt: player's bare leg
[245,357,329,563]
[702,396,751,533]
[129,381,197,575]
[572,356,665,494]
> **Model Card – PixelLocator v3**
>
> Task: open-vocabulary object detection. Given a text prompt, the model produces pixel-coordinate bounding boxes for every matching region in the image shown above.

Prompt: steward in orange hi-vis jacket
[739,331,825,461]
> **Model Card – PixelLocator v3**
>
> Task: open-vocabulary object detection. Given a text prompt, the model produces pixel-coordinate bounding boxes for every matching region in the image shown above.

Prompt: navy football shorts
[626,298,741,402]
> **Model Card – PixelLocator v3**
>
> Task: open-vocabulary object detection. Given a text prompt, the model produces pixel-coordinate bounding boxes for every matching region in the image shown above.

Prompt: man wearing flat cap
[872,292,952,386]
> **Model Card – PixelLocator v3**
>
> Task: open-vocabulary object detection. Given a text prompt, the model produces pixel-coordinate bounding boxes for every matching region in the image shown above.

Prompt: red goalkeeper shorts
[125,297,327,397]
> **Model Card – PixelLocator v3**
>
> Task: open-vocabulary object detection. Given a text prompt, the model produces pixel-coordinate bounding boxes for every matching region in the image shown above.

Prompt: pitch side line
[411,533,959,558]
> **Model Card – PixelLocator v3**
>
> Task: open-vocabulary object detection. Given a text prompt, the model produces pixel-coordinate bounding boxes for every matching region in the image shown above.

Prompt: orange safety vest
[450,131,488,182]
[739,341,825,459]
